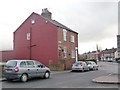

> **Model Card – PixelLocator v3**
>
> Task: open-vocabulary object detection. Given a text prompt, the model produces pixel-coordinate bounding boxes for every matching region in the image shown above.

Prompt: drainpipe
[30,27,32,60]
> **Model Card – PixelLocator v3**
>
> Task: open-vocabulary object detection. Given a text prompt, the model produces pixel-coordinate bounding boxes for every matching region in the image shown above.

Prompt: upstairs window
[70,35,75,43]
[27,32,30,40]
[63,29,67,41]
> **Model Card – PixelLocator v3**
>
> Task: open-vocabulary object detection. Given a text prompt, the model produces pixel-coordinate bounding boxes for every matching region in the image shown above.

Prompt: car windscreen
[6,61,17,67]
[86,61,91,65]
[74,62,82,65]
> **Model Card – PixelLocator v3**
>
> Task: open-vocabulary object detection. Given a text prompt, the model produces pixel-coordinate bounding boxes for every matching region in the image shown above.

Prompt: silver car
[3,60,50,82]
[72,61,89,72]
[86,61,98,70]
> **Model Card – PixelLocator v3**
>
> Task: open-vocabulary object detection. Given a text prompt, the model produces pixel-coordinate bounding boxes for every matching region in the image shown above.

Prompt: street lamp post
[75,47,78,62]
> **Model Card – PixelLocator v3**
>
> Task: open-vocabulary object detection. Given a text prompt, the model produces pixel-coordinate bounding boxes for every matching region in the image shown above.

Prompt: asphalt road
[1,61,119,88]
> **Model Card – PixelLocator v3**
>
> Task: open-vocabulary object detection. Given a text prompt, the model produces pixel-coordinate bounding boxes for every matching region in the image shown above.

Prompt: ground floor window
[63,47,67,58]
[71,50,75,58]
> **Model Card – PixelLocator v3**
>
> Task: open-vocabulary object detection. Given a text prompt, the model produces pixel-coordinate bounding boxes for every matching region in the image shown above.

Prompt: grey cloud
[57,2,118,43]
[0,0,118,51]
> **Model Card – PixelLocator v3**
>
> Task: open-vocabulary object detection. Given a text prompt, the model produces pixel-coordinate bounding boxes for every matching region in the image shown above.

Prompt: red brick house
[100,48,117,61]
[1,8,78,70]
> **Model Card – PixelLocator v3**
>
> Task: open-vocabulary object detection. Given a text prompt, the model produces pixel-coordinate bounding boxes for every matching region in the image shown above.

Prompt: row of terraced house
[81,48,118,61]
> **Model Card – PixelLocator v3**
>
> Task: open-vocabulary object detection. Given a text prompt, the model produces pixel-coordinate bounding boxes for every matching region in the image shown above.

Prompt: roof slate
[40,13,78,34]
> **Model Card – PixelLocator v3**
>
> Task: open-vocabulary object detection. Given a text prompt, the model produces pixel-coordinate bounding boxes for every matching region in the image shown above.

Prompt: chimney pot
[41,8,52,20]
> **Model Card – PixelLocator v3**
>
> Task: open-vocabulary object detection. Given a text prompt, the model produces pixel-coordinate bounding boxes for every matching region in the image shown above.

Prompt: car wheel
[21,74,28,82]
[44,71,50,79]
[87,68,90,71]
[96,67,98,70]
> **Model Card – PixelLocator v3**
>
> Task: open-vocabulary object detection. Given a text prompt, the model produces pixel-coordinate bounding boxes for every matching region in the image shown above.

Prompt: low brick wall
[0,65,5,78]
[49,63,64,71]
[49,59,75,71]
[0,65,2,78]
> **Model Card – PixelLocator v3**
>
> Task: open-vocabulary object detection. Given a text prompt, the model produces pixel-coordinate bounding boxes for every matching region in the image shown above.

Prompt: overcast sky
[0,0,119,54]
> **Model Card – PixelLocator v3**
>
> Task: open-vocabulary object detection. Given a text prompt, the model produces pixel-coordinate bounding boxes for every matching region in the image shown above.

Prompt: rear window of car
[6,61,17,67]
[86,61,92,64]
[74,62,82,65]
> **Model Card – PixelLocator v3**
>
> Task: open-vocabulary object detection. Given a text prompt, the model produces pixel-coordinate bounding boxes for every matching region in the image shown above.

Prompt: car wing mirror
[37,65,41,67]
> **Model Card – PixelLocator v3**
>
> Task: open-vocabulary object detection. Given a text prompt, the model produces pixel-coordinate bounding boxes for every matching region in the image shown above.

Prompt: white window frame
[27,32,30,40]
[70,35,75,43]
[63,29,67,41]
[71,50,75,58]
[63,47,67,58]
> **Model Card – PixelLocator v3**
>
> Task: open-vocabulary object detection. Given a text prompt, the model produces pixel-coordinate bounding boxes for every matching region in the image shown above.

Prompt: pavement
[92,73,120,84]
[0,70,120,84]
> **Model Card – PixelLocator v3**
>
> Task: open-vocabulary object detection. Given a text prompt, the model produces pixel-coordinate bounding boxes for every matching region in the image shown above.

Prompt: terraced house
[1,8,78,70]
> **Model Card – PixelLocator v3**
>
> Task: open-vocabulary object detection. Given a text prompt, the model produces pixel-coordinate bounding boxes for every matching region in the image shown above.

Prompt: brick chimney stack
[41,8,52,20]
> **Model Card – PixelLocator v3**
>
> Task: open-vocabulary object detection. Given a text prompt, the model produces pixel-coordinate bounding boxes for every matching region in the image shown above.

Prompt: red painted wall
[0,51,14,62]
[13,13,58,66]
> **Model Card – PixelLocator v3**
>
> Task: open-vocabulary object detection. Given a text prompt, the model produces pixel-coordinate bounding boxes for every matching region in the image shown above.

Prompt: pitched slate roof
[14,12,78,34]
[101,48,117,54]
[40,13,78,34]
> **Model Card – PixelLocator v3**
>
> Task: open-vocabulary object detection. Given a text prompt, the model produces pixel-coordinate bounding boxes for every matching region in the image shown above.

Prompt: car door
[34,61,43,77]
[84,62,88,70]
[37,64,47,77]
[93,62,97,69]
[19,61,28,74]
[26,61,36,78]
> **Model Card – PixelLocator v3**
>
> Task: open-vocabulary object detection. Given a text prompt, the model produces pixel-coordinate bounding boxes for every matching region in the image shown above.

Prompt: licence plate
[5,70,12,72]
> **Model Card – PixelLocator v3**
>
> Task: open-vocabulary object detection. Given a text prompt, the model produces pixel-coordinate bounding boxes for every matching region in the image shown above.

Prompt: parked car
[117,59,120,63]
[3,60,51,82]
[85,61,98,70]
[72,61,89,72]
